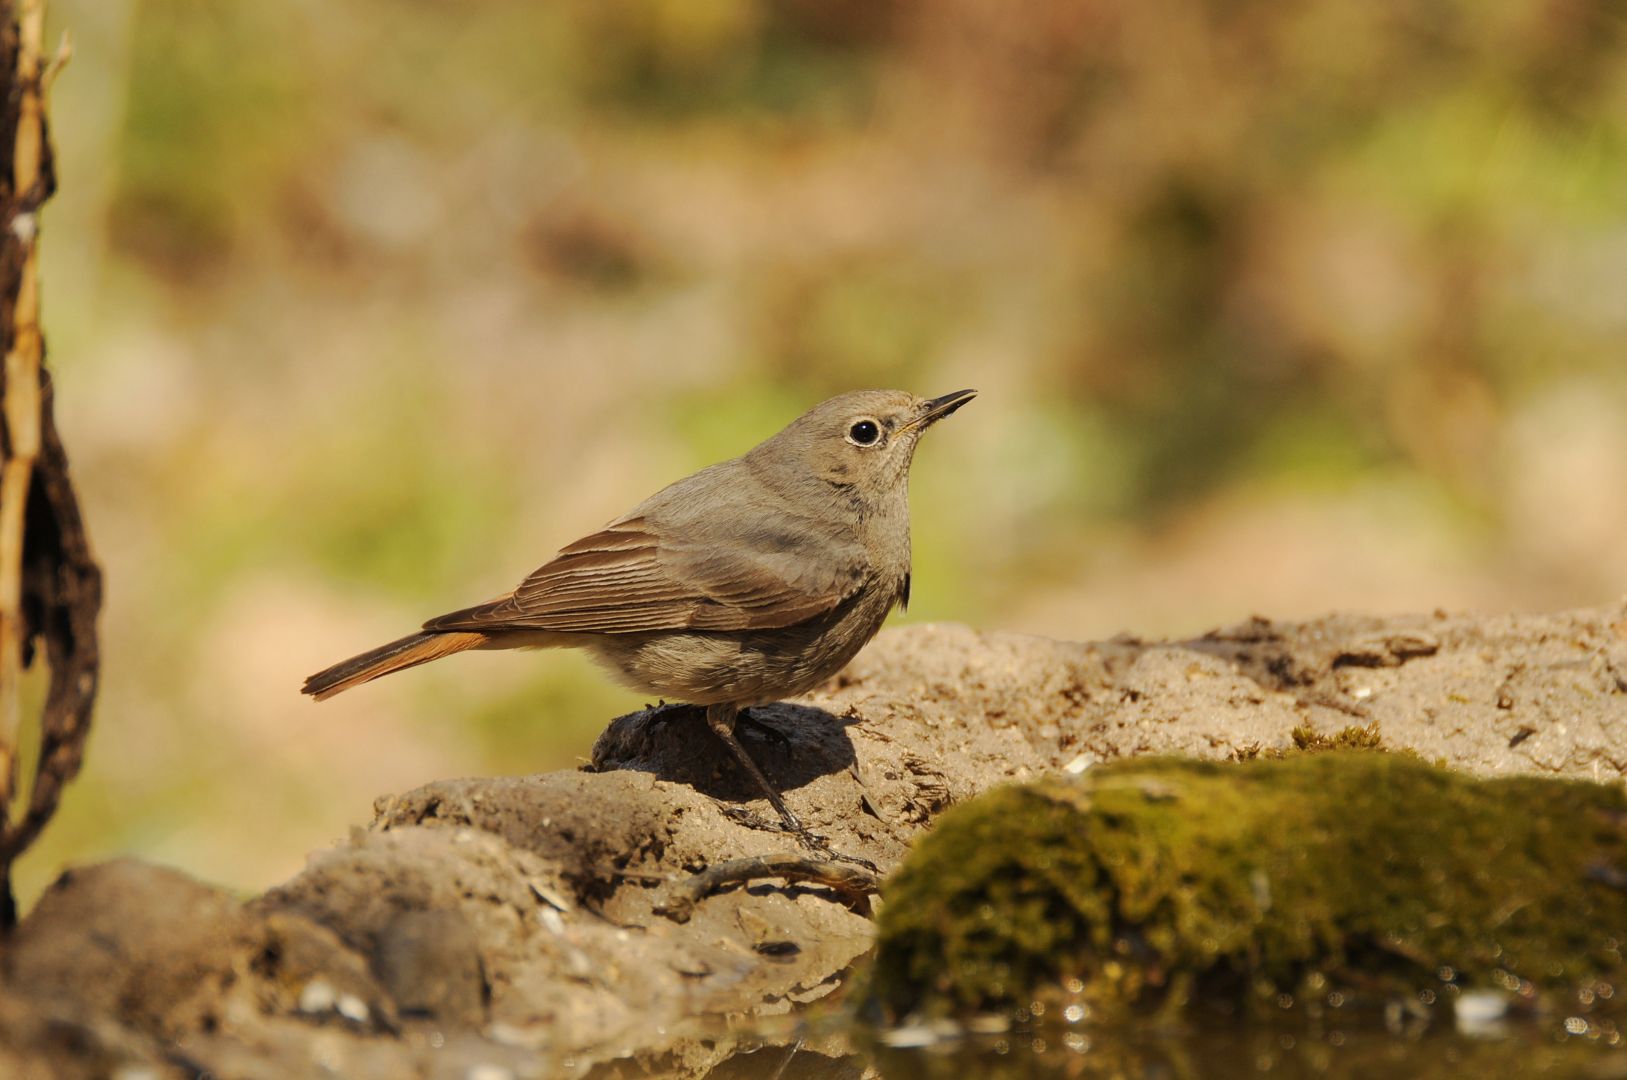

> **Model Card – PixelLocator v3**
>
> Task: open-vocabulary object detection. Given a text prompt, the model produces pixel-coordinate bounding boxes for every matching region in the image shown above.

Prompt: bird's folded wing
[422,516,868,634]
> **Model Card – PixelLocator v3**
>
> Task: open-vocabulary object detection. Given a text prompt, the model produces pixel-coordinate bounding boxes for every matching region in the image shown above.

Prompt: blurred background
[20,0,1627,903]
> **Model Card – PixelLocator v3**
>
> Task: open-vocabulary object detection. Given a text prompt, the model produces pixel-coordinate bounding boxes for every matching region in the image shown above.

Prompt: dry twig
[655,855,880,924]
[0,0,46,822]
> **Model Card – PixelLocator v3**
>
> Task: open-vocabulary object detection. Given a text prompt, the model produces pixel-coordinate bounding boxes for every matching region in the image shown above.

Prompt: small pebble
[1454,990,1510,1036]
[299,979,336,1014]
[879,1024,937,1049]
[336,993,370,1024]
[466,1065,514,1080]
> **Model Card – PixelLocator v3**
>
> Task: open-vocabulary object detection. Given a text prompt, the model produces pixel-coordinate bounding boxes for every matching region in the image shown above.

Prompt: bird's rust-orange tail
[302,630,487,701]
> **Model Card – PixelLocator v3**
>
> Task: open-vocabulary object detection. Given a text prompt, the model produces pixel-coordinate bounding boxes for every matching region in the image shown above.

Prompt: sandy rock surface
[3,604,1625,1077]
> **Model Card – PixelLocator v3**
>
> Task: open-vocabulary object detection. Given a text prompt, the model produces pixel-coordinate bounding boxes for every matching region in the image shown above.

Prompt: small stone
[528,878,572,912]
[1454,990,1509,1035]
[880,1022,941,1048]
[299,978,336,1014]
[374,910,486,1028]
[466,1065,514,1080]
[336,993,370,1024]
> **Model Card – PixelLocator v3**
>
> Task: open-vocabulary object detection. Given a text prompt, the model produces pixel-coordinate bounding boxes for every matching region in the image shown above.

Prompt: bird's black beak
[914,389,977,430]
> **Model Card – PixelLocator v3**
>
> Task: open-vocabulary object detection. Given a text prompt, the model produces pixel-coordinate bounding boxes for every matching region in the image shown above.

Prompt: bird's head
[753,388,977,498]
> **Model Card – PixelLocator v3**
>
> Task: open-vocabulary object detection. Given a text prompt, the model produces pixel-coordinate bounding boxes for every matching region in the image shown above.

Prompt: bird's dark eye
[847,419,881,446]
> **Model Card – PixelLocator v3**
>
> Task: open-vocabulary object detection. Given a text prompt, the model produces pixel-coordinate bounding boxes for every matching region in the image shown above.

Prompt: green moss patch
[867,753,1627,1027]
[1234,719,1425,761]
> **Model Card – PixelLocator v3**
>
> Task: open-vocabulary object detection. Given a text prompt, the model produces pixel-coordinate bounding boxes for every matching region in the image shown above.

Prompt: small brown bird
[303,388,976,831]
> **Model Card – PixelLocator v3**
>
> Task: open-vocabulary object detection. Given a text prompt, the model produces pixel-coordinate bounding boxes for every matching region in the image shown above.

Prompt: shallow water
[605,1013,1627,1080]
[861,1022,1626,1080]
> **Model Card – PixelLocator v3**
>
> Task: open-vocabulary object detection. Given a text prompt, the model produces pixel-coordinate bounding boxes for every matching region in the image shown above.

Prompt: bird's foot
[719,803,771,829]
[720,803,801,835]
[792,829,880,873]
[717,802,879,873]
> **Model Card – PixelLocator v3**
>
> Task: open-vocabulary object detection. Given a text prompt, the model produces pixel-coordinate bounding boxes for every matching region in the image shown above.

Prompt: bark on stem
[0,0,46,823]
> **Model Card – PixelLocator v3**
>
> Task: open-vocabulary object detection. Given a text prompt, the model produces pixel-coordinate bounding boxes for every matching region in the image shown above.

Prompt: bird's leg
[736,707,789,747]
[706,702,802,832]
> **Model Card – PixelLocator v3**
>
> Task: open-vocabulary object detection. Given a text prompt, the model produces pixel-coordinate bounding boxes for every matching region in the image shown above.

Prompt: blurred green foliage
[115,2,309,272]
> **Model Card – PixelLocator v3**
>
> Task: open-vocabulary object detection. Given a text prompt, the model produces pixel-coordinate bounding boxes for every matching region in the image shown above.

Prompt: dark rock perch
[1,605,1625,1076]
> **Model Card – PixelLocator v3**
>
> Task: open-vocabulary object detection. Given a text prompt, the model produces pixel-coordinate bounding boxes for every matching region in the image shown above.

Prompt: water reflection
[586,1020,1626,1080]
[864,1023,1625,1079]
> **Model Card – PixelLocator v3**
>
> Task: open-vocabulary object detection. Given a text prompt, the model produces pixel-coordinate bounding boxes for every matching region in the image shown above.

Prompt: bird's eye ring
[847,419,881,446]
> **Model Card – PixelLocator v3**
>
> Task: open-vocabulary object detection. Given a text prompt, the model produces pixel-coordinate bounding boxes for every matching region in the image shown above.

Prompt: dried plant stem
[0,0,95,929]
[656,854,880,923]
[0,0,47,816]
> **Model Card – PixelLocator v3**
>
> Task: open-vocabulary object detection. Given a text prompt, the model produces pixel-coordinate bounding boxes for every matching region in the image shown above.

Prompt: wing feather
[424,515,867,635]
